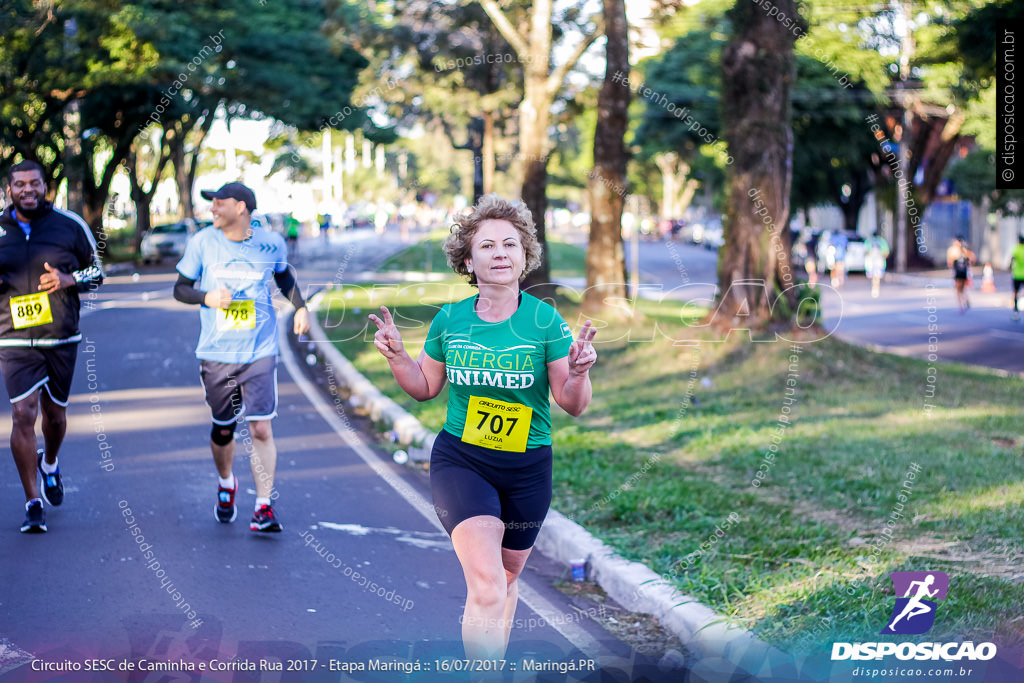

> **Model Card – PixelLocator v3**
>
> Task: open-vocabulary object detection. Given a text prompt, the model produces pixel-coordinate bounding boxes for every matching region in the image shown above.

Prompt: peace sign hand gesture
[368,306,405,360]
[568,320,597,376]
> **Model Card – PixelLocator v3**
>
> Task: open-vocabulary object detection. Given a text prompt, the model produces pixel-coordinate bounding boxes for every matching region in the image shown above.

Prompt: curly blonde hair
[443,194,543,286]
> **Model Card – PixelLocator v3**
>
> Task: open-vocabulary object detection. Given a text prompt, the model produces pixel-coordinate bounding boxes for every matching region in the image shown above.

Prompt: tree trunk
[919,112,964,206]
[583,0,629,315]
[678,178,700,218]
[482,110,495,196]
[478,0,603,300]
[126,136,172,257]
[440,117,485,203]
[718,0,801,329]
[518,10,555,298]
[170,111,215,220]
[169,127,192,220]
[82,134,134,252]
[656,152,685,218]
[470,117,485,204]
[836,170,870,234]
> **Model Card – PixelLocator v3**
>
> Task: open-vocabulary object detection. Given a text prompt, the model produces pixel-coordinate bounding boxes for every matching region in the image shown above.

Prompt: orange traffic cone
[981,263,996,293]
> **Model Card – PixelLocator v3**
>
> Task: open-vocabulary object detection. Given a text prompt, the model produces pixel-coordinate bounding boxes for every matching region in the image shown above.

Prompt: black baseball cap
[200,182,257,212]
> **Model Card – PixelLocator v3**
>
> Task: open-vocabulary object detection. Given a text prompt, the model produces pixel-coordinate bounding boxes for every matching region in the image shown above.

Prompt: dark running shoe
[250,504,282,533]
[21,500,46,533]
[37,450,63,507]
[214,475,238,523]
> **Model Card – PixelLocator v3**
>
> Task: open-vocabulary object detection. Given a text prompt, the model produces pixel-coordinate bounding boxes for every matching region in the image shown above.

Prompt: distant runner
[173,181,309,532]
[947,236,975,314]
[1009,235,1024,322]
[0,160,104,533]
[864,231,890,298]
[370,194,598,662]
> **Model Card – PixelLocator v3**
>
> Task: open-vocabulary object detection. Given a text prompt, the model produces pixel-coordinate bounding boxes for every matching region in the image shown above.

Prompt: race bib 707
[461,396,533,452]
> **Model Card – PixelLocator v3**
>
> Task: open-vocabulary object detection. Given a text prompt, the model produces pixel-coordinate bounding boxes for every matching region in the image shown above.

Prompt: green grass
[378,233,587,278]
[318,284,1024,655]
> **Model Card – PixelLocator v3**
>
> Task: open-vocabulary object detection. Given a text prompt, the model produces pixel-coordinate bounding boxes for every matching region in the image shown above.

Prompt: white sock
[255,497,271,510]
[218,475,235,489]
[26,498,42,510]
[40,457,58,474]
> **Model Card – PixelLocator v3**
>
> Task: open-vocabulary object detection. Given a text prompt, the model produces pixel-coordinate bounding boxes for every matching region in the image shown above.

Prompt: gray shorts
[199,356,278,424]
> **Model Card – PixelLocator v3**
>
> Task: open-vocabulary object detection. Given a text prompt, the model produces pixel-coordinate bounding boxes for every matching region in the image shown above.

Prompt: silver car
[140,219,199,264]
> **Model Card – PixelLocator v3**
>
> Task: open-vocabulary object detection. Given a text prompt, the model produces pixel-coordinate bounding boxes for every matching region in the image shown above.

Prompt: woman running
[369,194,597,662]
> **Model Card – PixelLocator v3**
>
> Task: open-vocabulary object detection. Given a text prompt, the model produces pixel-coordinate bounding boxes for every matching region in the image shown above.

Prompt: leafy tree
[632,25,728,220]
[583,0,630,315]
[2,0,372,241]
[478,0,604,293]
[354,0,523,203]
[790,57,880,231]
[717,0,804,327]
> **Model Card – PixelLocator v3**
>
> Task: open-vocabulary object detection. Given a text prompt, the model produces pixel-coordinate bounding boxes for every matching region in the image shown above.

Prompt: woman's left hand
[568,320,597,376]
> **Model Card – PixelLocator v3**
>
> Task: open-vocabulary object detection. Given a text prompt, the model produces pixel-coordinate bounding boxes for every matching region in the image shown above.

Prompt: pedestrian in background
[947,236,976,314]
[803,231,820,286]
[829,231,849,289]
[864,231,890,298]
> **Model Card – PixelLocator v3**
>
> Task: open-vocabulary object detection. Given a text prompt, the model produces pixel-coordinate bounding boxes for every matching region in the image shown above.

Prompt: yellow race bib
[10,293,52,329]
[462,396,533,452]
[216,300,256,331]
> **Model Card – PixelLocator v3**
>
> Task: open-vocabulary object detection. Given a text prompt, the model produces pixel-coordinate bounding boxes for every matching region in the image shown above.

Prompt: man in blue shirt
[174,182,309,532]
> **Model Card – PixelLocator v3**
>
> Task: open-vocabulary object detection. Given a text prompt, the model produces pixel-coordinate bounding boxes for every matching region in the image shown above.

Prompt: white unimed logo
[831,641,997,662]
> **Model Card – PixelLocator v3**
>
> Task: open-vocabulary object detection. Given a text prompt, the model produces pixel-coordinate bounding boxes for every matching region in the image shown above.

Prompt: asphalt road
[624,238,1023,375]
[0,230,689,683]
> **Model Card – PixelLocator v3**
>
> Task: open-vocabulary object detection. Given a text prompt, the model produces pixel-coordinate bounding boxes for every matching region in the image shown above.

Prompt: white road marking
[990,329,1024,342]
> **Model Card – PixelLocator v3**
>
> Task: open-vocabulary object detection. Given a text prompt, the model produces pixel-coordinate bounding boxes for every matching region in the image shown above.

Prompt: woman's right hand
[368,306,404,360]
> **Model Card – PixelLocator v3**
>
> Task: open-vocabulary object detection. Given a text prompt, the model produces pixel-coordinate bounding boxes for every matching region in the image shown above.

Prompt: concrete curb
[304,287,792,676]
[306,290,436,461]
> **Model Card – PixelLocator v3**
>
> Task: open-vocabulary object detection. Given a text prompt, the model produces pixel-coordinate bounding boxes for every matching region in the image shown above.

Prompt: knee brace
[211,424,235,446]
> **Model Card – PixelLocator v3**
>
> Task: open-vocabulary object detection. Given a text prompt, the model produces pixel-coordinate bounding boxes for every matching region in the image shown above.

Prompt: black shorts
[199,356,278,424]
[1013,278,1023,293]
[0,343,79,406]
[430,428,553,551]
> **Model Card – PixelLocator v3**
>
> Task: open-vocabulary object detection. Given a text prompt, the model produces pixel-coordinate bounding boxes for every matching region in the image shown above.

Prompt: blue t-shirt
[176,226,288,364]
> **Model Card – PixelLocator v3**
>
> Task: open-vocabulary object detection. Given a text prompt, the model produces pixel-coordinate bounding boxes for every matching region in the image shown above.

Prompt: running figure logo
[882,571,949,635]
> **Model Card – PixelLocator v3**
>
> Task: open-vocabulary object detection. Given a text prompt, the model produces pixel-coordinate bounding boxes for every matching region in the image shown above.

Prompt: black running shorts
[199,355,278,424]
[429,428,553,551]
[0,343,79,406]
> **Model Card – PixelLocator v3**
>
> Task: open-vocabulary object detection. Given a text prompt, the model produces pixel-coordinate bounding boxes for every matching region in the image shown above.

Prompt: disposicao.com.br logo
[831,571,998,662]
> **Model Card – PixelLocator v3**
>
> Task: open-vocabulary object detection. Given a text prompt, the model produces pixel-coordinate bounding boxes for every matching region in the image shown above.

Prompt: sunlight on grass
[317,278,1024,654]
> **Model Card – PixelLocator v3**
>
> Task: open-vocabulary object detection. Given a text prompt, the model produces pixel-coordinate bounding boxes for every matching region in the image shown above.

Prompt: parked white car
[140,219,200,264]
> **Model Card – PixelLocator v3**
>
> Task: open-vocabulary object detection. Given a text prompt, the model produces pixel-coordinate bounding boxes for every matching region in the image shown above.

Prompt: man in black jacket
[1,160,104,533]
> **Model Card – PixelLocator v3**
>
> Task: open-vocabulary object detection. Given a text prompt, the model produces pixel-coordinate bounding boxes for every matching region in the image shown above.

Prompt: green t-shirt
[424,292,573,450]
[1012,244,1024,280]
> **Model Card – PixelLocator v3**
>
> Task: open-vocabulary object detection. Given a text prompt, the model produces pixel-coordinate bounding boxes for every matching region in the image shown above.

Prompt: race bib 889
[10,293,52,329]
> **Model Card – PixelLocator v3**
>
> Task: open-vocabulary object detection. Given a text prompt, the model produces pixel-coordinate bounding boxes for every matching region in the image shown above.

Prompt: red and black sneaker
[214,475,238,523]
[250,504,282,533]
